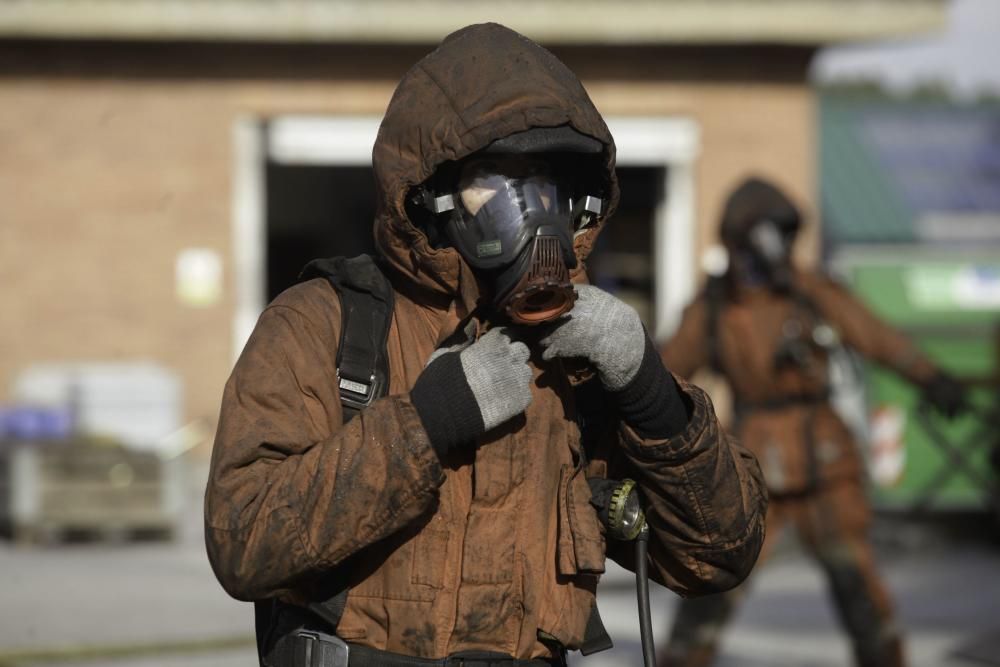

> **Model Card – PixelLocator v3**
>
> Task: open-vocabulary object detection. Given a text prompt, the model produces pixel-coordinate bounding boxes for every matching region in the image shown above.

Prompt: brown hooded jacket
[205,23,766,660]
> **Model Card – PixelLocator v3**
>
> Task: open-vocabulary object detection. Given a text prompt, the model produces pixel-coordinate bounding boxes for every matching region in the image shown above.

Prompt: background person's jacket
[661,270,938,495]
[205,22,767,661]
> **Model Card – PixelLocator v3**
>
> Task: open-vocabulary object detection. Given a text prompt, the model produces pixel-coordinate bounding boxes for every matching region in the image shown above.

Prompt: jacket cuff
[612,335,691,439]
[619,379,714,462]
[409,352,485,458]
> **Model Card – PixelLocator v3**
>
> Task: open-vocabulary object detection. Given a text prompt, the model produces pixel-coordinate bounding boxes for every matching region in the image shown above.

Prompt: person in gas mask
[658,177,967,667]
[205,23,767,667]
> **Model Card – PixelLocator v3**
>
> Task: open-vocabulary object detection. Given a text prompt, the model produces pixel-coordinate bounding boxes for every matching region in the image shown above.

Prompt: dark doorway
[587,166,665,327]
[265,163,377,302]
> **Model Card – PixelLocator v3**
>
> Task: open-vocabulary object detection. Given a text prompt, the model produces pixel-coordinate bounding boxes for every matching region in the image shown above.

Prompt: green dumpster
[836,250,999,511]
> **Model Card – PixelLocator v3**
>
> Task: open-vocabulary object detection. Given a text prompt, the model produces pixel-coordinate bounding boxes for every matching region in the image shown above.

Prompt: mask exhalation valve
[502,235,577,325]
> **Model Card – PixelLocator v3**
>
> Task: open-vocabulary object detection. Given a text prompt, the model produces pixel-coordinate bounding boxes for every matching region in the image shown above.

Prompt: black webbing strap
[573,376,610,467]
[350,646,557,666]
[704,276,726,375]
[579,603,614,656]
[307,594,349,635]
[570,380,614,657]
[256,599,275,662]
[257,256,396,666]
[300,255,395,423]
[268,629,558,667]
[733,390,830,415]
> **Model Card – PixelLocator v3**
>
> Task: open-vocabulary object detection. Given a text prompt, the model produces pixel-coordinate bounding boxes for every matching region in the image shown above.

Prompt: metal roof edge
[0,0,947,45]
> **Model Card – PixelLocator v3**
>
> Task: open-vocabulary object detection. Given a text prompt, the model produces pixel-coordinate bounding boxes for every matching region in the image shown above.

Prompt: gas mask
[743,217,797,292]
[421,154,603,325]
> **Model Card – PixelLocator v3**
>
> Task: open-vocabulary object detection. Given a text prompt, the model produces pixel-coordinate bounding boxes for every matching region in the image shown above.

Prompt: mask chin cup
[498,236,577,325]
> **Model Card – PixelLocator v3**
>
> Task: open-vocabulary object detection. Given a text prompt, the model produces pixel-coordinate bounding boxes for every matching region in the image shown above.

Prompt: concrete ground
[1,461,998,667]
[590,538,1000,667]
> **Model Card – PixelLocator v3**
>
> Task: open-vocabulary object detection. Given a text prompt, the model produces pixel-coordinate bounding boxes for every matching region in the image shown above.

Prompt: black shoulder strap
[300,255,395,424]
[705,276,726,375]
[572,380,615,658]
[791,285,823,323]
[580,602,615,655]
[256,256,394,665]
[573,375,610,466]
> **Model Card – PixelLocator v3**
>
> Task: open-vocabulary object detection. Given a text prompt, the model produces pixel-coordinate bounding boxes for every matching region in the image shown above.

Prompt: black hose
[636,524,655,667]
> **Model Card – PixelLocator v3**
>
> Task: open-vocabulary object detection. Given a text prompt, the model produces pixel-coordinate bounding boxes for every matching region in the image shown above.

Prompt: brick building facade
[0,2,944,438]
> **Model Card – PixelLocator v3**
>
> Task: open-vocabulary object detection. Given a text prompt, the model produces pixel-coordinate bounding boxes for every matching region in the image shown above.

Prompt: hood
[718,177,802,253]
[372,23,619,311]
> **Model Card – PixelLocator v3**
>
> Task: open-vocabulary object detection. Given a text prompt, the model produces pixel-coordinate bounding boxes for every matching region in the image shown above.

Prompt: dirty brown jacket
[661,271,938,495]
[206,23,766,661]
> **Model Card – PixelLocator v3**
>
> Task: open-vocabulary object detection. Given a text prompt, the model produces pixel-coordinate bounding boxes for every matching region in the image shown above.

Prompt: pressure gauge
[608,478,646,541]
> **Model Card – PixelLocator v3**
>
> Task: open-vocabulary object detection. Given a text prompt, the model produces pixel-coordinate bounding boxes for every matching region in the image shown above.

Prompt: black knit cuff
[612,335,690,440]
[410,352,485,458]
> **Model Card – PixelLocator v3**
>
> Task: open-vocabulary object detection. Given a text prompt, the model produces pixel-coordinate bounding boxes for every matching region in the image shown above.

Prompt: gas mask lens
[747,217,796,291]
[459,166,554,217]
[748,220,787,266]
[449,157,571,269]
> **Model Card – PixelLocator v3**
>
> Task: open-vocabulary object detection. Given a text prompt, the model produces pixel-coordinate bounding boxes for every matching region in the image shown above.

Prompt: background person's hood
[719,177,802,253]
[372,23,619,310]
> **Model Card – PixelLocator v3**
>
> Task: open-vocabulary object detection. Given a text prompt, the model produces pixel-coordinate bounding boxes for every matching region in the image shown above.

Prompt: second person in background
[658,177,967,667]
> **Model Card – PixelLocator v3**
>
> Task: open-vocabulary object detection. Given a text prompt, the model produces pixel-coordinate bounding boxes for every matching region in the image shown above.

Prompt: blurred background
[0,1,997,666]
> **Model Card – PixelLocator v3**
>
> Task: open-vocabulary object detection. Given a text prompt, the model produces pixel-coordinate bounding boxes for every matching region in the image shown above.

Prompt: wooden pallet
[0,441,179,545]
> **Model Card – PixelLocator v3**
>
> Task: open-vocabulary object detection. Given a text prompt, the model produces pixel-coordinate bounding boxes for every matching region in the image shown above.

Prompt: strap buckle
[337,371,381,411]
[292,629,350,667]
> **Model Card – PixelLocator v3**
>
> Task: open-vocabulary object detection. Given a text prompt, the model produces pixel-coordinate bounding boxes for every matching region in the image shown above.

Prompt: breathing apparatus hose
[635,522,655,667]
[591,477,656,665]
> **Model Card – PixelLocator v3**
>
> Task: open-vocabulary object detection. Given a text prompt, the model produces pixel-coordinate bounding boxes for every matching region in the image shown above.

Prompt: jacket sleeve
[659,297,710,380]
[605,379,767,596]
[204,299,444,602]
[808,276,938,385]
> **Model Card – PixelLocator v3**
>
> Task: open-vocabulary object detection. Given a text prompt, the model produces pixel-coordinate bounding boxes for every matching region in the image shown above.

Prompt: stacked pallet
[0,440,179,544]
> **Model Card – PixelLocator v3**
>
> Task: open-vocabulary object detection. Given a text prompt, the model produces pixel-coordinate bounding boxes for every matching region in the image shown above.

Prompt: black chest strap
[300,255,395,423]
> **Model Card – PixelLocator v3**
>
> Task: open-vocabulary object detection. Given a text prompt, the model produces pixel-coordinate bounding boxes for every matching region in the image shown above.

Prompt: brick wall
[0,41,817,440]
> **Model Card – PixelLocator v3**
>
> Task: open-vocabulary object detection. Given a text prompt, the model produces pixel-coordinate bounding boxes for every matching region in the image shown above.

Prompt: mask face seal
[421,154,603,325]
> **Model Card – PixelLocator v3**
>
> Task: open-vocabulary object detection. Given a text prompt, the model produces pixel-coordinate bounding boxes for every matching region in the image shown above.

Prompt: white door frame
[231,115,700,359]
[604,117,700,341]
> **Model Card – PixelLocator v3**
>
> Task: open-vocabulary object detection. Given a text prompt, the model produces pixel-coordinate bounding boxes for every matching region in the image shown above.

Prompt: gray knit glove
[411,327,533,456]
[459,328,533,430]
[540,284,645,390]
[540,285,691,439]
